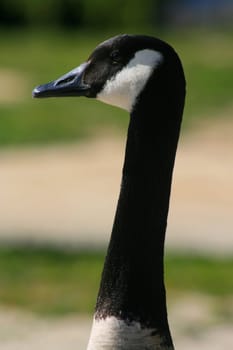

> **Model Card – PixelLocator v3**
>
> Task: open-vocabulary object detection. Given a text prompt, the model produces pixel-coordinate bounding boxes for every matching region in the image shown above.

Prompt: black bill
[32,62,90,98]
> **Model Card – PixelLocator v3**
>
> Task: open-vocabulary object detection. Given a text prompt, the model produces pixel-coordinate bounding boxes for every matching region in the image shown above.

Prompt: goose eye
[110,50,121,64]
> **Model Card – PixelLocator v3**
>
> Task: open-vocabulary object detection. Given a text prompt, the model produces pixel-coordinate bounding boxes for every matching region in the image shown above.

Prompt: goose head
[33,34,185,114]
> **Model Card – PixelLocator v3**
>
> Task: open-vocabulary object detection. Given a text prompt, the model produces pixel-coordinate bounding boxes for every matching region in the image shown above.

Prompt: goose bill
[32,62,90,98]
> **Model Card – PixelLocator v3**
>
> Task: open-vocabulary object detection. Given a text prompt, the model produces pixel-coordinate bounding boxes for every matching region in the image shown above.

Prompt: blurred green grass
[0,246,232,317]
[0,29,233,146]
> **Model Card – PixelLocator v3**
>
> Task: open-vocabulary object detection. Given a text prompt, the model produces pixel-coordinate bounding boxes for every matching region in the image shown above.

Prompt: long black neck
[95,57,185,345]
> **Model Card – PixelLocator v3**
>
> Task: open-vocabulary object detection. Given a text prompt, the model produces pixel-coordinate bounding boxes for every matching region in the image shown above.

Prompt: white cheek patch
[97,49,163,112]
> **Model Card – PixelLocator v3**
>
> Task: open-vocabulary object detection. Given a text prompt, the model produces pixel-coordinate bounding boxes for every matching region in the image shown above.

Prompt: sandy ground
[0,119,232,254]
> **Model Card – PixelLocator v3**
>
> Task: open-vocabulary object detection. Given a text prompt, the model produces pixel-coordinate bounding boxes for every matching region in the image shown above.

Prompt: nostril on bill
[55,75,76,86]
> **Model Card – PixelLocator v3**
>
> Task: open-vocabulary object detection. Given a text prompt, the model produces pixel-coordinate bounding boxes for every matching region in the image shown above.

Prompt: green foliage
[0,247,104,315]
[23,0,84,28]
[0,0,155,29]
[82,0,154,29]
[23,0,61,27]
[166,254,233,296]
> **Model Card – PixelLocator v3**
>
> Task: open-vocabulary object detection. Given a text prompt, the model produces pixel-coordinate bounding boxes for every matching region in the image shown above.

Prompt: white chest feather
[97,49,163,112]
[87,316,172,350]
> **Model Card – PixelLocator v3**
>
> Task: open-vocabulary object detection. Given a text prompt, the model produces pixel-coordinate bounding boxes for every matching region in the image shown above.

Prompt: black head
[32,34,185,113]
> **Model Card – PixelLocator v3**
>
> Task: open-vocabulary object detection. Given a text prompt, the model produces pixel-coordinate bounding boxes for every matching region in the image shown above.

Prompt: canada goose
[33,34,186,350]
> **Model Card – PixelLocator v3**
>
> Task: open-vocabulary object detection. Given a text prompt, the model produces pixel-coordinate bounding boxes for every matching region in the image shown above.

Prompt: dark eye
[110,50,121,64]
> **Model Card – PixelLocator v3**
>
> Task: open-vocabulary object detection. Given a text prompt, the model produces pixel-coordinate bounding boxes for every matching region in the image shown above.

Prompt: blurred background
[0,0,232,349]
